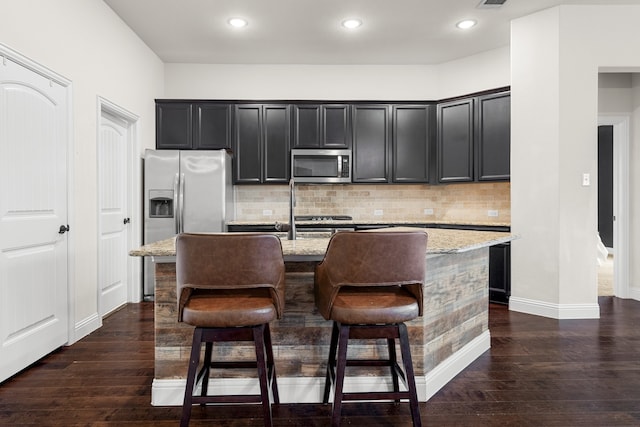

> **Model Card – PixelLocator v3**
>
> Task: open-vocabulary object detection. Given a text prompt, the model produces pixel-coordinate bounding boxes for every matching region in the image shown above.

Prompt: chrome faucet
[287,178,296,240]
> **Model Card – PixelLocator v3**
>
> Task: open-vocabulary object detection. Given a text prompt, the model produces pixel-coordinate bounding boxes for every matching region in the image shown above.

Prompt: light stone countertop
[130,227,515,259]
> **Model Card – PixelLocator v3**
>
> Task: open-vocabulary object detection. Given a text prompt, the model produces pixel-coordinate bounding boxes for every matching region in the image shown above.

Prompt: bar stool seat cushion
[182,288,277,328]
[330,286,419,325]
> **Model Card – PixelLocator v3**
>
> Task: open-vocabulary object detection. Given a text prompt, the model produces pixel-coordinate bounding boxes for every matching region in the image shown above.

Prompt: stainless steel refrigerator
[143,149,234,298]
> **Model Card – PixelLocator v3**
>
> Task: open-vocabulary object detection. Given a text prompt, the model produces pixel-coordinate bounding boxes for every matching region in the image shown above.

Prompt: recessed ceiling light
[342,19,362,29]
[228,18,248,28]
[456,19,477,30]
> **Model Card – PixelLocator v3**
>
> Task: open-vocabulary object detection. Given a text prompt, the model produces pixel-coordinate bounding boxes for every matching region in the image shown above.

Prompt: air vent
[477,0,507,8]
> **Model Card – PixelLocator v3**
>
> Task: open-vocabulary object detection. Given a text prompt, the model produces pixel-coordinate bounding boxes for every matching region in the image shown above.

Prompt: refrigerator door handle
[179,173,185,234]
[173,173,180,234]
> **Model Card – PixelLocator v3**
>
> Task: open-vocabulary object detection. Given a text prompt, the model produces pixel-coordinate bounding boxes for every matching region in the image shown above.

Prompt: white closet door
[98,111,129,316]
[0,56,69,382]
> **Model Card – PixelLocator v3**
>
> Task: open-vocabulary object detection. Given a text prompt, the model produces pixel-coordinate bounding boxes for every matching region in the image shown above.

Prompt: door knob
[123,218,131,225]
[58,224,70,234]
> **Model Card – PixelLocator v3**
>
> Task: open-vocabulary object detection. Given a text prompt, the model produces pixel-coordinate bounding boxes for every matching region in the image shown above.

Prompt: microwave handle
[337,155,343,177]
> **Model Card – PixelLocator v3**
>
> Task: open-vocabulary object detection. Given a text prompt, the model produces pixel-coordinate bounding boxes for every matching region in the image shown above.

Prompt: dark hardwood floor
[2,297,640,426]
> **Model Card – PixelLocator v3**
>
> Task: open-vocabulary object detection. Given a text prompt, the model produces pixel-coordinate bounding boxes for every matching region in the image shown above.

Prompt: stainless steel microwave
[291,149,351,183]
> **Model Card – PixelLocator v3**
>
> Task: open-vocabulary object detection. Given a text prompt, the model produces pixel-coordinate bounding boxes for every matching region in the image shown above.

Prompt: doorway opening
[597,116,630,299]
[597,125,613,297]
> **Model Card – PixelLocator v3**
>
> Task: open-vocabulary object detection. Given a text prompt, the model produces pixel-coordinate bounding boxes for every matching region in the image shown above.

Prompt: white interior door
[0,55,70,382]
[98,110,130,317]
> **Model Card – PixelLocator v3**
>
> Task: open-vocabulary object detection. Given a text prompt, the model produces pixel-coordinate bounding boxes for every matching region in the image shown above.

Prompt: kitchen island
[131,228,514,405]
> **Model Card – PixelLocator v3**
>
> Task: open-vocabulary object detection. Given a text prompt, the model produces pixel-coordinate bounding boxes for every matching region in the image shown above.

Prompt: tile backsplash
[235,182,510,224]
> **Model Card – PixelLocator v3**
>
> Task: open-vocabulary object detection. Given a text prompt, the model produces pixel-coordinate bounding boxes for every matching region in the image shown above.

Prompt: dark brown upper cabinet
[352,105,390,183]
[437,90,510,183]
[156,102,192,150]
[263,105,290,183]
[476,92,510,181]
[156,101,232,150]
[437,98,475,183]
[234,104,290,184]
[392,105,434,183]
[292,104,351,148]
[193,104,233,150]
[156,90,508,185]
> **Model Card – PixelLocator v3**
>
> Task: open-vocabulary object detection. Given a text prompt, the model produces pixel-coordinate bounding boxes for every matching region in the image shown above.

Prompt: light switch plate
[582,173,591,186]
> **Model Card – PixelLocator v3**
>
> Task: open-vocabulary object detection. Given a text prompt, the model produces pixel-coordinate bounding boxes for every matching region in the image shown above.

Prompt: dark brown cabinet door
[322,104,351,148]
[437,99,474,182]
[156,102,193,149]
[476,92,510,181]
[393,105,433,183]
[193,104,233,150]
[292,105,321,148]
[352,105,390,183]
[263,105,290,183]
[234,105,262,183]
[292,104,350,148]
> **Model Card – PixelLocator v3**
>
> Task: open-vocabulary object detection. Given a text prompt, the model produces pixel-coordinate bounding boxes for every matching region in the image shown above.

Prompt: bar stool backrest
[176,233,285,322]
[314,230,427,319]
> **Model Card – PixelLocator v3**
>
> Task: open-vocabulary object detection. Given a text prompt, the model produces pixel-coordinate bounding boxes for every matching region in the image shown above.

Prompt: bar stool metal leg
[398,323,421,427]
[181,328,203,427]
[263,323,280,404]
[323,321,340,404]
[331,323,350,427]
[253,324,273,427]
[199,342,213,402]
[387,337,401,402]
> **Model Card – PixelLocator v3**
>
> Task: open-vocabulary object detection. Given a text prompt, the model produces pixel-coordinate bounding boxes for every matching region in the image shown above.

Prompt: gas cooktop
[295,215,353,221]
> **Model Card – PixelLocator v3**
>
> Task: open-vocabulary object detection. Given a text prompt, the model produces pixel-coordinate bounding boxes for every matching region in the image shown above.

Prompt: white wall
[510,7,563,310]
[164,46,510,100]
[0,0,164,340]
[510,5,640,319]
[437,46,510,99]
[599,73,633,113]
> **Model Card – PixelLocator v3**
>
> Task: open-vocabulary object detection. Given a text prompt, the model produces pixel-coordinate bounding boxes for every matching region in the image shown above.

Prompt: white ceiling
[103,0,640,65]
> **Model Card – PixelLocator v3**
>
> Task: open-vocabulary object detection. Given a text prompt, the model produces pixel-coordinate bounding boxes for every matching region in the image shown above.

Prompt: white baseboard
[628,287,640,302]
[151,330,491,406]
[70,312,101,345]
[422,330,491,400]
[509,296,600,319]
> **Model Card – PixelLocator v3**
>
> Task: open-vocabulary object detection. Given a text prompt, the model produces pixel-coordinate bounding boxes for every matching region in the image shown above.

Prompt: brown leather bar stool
[176,233,285,427]
[314,230,427,427]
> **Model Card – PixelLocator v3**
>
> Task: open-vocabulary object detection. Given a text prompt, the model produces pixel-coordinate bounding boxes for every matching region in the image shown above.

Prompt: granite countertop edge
[130,228,516,258]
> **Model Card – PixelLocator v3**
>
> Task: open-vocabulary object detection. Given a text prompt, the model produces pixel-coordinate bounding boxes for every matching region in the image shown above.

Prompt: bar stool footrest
[191,395,264,405]
[342,391,412,401]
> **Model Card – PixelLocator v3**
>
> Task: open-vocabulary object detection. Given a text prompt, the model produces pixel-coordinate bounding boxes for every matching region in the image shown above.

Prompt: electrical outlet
[423,208,434,215]
[262,209,273,216]
[582,173,591,186]
[488,210,499,217]
[374,209,383,216]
